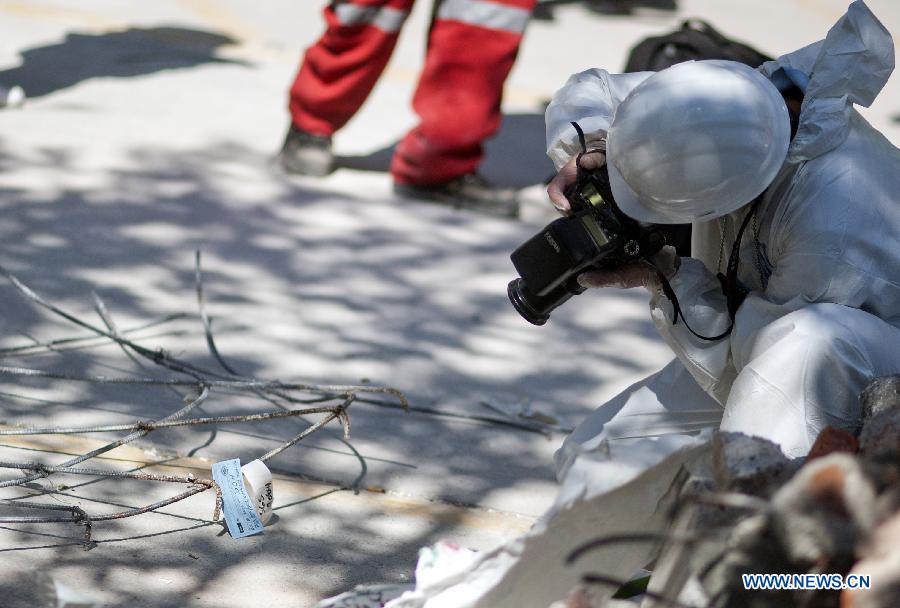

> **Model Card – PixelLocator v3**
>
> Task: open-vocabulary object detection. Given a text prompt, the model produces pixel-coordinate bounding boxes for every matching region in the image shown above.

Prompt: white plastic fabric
[384,438,710,608]
[605,60,791,224]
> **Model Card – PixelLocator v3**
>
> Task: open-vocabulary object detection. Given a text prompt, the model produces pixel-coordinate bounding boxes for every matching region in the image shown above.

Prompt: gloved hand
[547,150,606,214]
[577,245,681,292]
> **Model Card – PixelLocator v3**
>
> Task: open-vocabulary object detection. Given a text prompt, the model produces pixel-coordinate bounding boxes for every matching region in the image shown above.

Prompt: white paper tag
[211,459,263,539]
[241,459,274,524]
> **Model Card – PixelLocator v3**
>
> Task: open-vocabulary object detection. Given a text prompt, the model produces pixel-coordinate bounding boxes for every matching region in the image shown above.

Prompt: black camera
[507,144,665,326]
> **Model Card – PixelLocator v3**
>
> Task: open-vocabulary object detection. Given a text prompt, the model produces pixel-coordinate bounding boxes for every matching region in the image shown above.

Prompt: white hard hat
[606,60,790,224]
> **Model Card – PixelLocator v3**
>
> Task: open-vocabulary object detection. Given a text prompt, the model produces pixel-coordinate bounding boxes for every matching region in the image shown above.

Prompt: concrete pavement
[0,0,898,606]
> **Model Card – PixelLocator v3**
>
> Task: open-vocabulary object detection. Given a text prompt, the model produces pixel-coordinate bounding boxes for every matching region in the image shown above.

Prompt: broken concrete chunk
[858,375,900,459]
[712,432,793,496]
[859,407,900,459]
[860,374,900,420]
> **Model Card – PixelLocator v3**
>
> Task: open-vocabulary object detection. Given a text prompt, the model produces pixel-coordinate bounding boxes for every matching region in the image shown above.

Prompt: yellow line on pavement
[0,1,121,29]
[0,427,535,536]
[177,0,258,45]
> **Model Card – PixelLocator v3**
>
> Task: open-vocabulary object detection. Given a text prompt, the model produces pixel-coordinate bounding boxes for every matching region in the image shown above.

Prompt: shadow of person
[0,27,248,99]
[333,112,554,189]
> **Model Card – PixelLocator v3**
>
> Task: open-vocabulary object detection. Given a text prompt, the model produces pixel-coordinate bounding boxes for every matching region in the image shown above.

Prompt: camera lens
[507,279,550,326]
[508,279,585,326]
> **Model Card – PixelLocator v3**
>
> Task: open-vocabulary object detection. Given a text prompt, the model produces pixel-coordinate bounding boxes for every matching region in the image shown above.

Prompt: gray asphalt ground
[0,0,898,606]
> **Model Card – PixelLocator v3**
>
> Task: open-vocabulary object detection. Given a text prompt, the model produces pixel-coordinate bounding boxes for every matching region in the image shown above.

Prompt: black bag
[624,19,773,73]
[622,20,773,257]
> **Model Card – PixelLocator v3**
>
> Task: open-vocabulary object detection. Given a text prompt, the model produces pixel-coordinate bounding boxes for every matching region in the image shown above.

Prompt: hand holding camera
[547,150,607,214]
[506,123,670,326]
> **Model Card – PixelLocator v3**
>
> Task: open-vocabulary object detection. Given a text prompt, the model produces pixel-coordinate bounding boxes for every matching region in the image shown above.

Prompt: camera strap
[571,121,606,166]
[651,198,760,342]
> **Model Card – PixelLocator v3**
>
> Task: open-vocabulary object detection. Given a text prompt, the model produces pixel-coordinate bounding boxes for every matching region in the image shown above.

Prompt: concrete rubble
[641,374,900,608]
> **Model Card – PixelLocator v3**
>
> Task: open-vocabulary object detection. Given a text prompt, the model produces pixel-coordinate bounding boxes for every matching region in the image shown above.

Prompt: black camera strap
[650,197,760,342]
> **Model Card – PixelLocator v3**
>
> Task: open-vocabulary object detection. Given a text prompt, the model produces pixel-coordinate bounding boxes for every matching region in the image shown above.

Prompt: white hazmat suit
[552,0,900,477]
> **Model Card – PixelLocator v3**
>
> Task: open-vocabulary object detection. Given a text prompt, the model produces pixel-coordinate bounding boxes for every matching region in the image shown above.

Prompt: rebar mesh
[0,252,407,547]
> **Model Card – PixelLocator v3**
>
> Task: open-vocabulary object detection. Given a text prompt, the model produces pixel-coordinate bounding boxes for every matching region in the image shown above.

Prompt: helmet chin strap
[570,121,606,168]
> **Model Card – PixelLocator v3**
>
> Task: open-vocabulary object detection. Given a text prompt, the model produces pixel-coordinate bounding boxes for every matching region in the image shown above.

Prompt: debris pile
[629,375,900,608]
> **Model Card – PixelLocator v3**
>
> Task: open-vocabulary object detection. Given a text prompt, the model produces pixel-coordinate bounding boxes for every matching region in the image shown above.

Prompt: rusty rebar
[0,257,406,545]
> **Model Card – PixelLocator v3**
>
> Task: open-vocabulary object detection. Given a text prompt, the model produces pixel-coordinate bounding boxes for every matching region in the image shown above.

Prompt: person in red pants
[280,0,535,217]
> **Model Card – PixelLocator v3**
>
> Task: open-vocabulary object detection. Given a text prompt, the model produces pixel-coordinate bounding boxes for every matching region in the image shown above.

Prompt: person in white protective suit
[540,0,900,601]
[319,3,900,608]
[548,0,900,482]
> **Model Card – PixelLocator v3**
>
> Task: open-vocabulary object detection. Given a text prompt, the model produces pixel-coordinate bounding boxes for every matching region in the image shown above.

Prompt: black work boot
[279,124,334,177]
[393,173,520,219]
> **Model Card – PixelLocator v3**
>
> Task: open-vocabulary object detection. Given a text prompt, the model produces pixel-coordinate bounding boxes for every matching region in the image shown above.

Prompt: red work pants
[288,0,535,185]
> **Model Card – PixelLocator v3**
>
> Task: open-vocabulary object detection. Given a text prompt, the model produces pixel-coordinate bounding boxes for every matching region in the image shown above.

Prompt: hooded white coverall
[551,0,900,479]
[358,4,900,608]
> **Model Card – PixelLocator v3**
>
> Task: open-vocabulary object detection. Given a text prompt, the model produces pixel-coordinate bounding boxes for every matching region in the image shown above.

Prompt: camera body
[508,163,665,325]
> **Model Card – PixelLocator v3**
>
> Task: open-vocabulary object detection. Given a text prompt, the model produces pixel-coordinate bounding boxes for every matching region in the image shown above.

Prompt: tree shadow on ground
[0,27,247,99]
[0,137,666,605]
